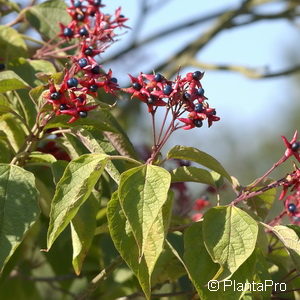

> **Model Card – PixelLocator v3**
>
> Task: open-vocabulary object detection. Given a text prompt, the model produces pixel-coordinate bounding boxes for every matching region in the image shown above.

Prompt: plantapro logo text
[207,279,287,292]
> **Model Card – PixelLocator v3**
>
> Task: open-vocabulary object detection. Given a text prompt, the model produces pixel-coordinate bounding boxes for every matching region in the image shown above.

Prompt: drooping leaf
[203,206,258,279]
[0,71,29,93]
[171,166,216,186]
[47,153,108,250]
[71,197,97,275]
[262,223,300,272]
[107,192,151,299]
[184,222,219,299]
[118,164,171,258]
[0,25,28,63]
[25,0,70,40]
[167,145,232,183]
[28,151,57,166]
[0,164,39,271]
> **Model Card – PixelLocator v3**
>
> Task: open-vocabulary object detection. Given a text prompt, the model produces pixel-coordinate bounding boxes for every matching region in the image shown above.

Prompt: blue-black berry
[197,87,205,96]
[133,82,142,91]
[78,58,88,68]
[154,73,163,82]
[288,203,297,213]
[183,92,191,100]
[91,65,101,74]
[74,0,82,7]
[93,0,101,5]
[89,84,98,92]
[0,63,5,71]
[192,71,202,80]
[163,85,173,95]
[76,95,85,103]
[193,119,203,127]
[59,104,68,110]
[148,95,157,104]
[291,142,300,152]
[84,47,93,56]
[79,111,88,118]
[63,27,73,37]
[67,78,78,88]
[76,13,85,21]
[111,77,118,83]
[79,27,89,36]
[212,110,217,115]
[194,103,203,112]
[50,92,61,100]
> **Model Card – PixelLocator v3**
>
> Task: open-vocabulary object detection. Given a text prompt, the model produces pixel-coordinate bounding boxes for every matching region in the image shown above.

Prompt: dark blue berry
[67,78,78,88]
[59,104,68,110]
[93,0,101,5]
[132,82,142,90]
[50,92,61,100]
[154,73,163,82]
[163,85,173,95]
[212,110,217,115]
[76,95,85,103]
[84,47,93,56]
[76,13,85,21]
[192,71,202,80]
[148,95,157,104]
[120,14,125,18]
[193,119,203,128]
[78,58,88,68]
[183,92,191,100]
[0,63,5,71]
[79,27,89,37]
[197,87,205,96]
[194,103,203,112]
[291,142,300,152]
[79,111,88,118]
[63,27,73,37]
[74,0,82,8]
[111,77,118,83]
[89,84,98,92]
[91,65,101,74]
[288,203,297,213]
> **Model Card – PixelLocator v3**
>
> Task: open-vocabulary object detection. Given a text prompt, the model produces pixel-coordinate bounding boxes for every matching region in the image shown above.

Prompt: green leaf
[47,153,108,250]
[70,127,121,184]
[28,151,57,166]
[0,25,28,63]
[107,192,151,299]
[71,196,97,275]
[29,85,45,108]
[167,145,232,183]
[118,164,171,258]
[262,223,300,272]
[51,160,69,185]
[25,0,70,40]
[247,187,276,220]
[171,166,216,186]
[203,206,258,279]
[0,71,29,92]
[184,222,219,299]
[0,164,39,271]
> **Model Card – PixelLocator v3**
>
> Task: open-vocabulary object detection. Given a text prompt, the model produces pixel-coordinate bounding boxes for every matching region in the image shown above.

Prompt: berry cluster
[124,71,220,130]
[43,0,127,123]
[60,0,128,42]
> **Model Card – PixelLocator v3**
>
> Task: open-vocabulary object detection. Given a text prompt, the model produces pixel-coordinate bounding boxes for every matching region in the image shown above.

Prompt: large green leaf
[167,145,232,183]
[184,222,219,299]
[25,0,70,40]
[47,153,108,250]
[118,164,171,258]
[0,164,39,271]
[107,191,151,299]
[0,71,29,93]
[203,206,258,279]
[171,166,216,186]
[0,25,28,63]
[262,223,300,272]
